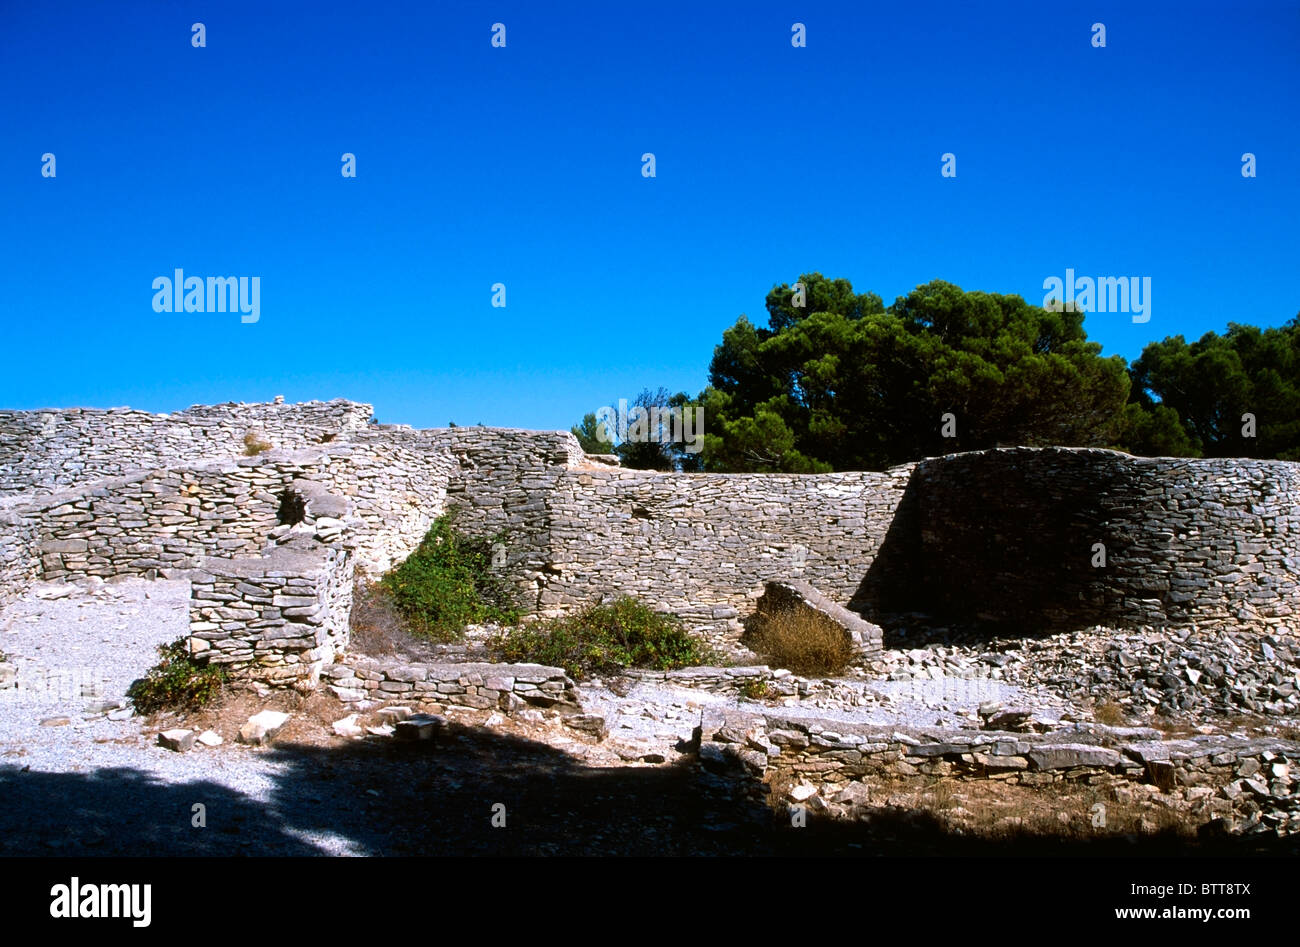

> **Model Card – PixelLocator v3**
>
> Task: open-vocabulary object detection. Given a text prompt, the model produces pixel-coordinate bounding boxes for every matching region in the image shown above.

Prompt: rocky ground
[873,616,1300,728]
[1,580,1297,855]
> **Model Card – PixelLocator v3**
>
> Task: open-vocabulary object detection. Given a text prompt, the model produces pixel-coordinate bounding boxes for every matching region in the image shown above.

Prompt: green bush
[490,596,711,680]
[381,515,519,641]
[126,638,227,714]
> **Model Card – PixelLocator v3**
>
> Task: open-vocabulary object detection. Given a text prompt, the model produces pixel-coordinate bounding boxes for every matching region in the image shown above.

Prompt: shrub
[738,678,770,701]
[490,597,710,680]
[126,638,227,714]
[381,515,518,641]
[744,607,851,676]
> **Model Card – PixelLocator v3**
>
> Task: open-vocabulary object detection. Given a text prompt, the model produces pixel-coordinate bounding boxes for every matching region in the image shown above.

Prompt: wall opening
[278,488,307,526]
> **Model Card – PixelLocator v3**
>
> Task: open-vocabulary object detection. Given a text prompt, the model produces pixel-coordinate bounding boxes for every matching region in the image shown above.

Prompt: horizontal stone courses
[330,657,578,710]
[709,709,1298,825]
[3,398,1298,686]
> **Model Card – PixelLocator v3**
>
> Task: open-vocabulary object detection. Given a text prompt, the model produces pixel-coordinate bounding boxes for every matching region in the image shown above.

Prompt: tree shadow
[1,720,1295,856]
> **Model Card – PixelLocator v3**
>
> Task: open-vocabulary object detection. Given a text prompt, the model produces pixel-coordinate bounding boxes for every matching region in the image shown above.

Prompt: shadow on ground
[1,721,1296,856]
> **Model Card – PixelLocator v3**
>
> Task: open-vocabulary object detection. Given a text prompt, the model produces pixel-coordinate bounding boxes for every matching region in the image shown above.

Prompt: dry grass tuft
[745,607,851,676]
[242,431,273,456]
[348,575,417,656]
[1093,700,1126,726]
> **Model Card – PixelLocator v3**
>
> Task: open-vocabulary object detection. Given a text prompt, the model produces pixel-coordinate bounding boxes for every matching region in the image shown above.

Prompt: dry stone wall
[8,440,452,585]
[913,448,1300,632]
[190,541,355,685]
[24,459,305,581]
[1,397,1297,683]
[0,498,42,611]
[522,465,914,641]
[0,399,372,496]
[0,407,457,681]
[705,712,1300,835]
[328,658,579,711]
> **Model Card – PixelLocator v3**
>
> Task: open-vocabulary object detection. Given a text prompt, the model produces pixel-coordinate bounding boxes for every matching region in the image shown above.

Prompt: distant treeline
[572,275,1300,471]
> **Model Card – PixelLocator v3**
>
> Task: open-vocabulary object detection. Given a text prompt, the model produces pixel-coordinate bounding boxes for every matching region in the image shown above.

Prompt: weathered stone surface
[1027,744,1122,771]
[972,752,1028,772]
[332,715,364,738]
[833,782,872,806]
[983,710,1036,733]
[238,710,290,745]
[564,714,609,741]
[158,729,196,752]
[394,713,443,741]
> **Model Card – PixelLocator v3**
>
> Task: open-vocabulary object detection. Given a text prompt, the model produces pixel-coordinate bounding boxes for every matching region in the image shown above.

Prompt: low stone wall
[327,657,579,711]
[706,713,1300,834]
[621,665,872,704]
[189,542,355,685]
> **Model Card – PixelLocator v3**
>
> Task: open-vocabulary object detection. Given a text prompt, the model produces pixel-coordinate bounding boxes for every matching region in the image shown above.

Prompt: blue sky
[2,1,1297,429]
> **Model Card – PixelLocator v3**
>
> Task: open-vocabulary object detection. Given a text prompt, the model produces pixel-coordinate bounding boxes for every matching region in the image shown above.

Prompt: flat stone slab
[350,658,570,684]
[394,713,444,741]
[198,546,332,580]
[239,710,291,745]
[1026,744,1123,770]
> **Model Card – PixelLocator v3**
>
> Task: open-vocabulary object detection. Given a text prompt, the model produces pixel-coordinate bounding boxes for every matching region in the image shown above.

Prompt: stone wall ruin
[0,398,1295,686]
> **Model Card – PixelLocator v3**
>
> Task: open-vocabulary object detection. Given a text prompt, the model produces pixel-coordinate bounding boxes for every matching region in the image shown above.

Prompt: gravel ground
[5,579,1284,856]
[0,577,186,737]
[1,582,784,855]
[0,580,366,856]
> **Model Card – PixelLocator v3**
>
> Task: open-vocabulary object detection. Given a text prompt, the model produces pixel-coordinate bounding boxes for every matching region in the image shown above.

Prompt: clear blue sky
[2,1,1297,429]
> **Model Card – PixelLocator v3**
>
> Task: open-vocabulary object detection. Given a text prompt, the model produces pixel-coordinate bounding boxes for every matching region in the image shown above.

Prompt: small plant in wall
[242,431,273,455]
[738,678,770,701]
